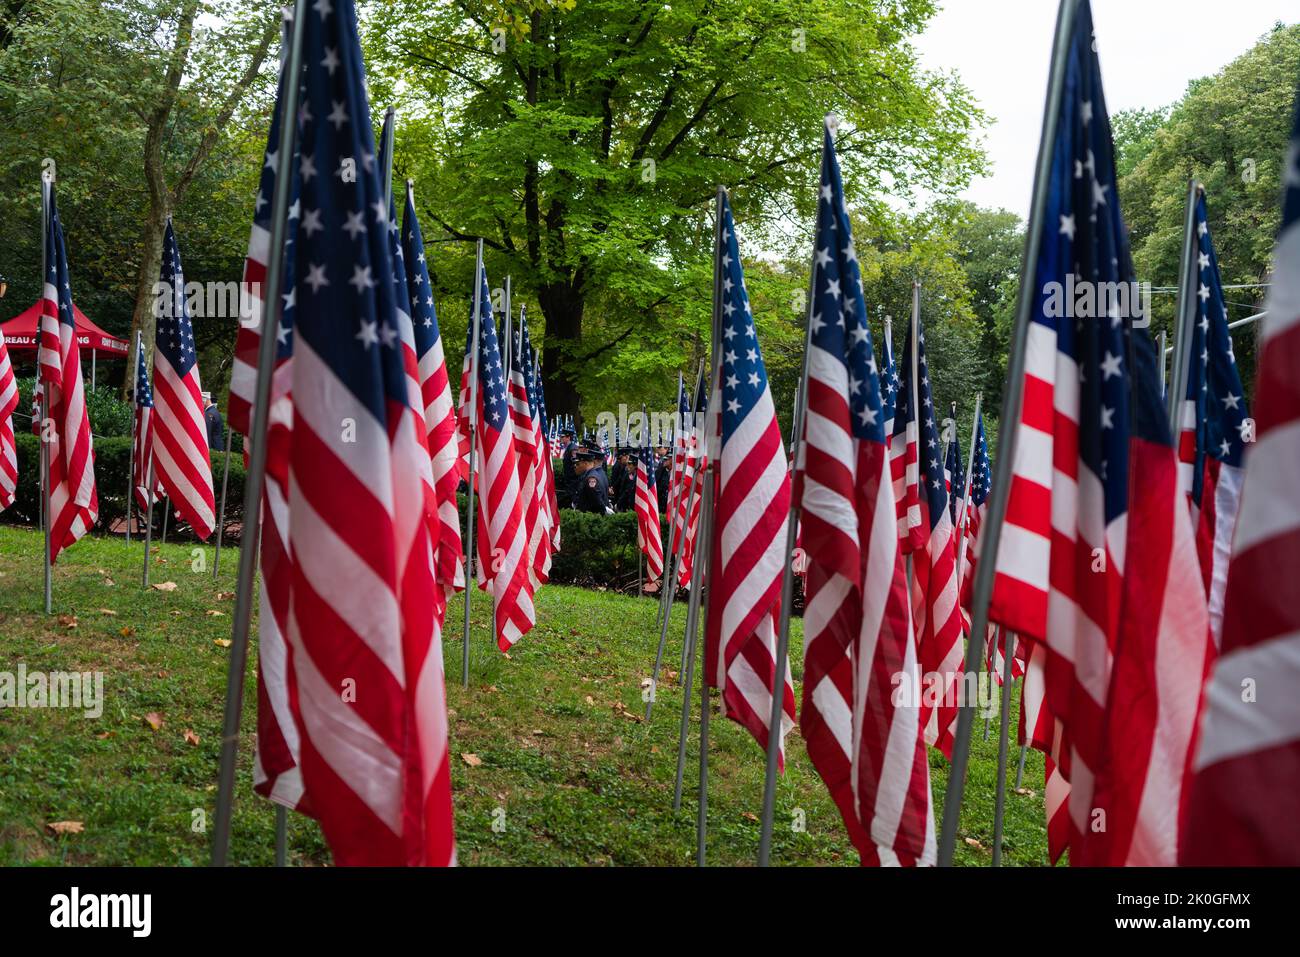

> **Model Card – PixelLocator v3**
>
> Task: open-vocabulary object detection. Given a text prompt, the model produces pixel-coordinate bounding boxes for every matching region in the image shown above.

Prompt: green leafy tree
[0,0,278,393]
[1116,22,1300,400]
[366,0,987,423]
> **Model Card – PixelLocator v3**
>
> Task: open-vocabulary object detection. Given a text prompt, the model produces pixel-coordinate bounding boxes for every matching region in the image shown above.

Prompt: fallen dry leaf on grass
[98,608,117,616]
[742,812,759,823]
[213,639,232,648]
[119,627,135,638]
[46,821,84,836]
[216,591,235,600]
[151,581,177,592]
[183,729,200,747]
[584,695,595,706]
[460,753,482,767]
[205,610,225,617]
[1014,787,1036,797]
[144,712,164,731]
[964,837,986,850]
[95,732,114,740]
[102,578,116,587]
[57,614,78,629]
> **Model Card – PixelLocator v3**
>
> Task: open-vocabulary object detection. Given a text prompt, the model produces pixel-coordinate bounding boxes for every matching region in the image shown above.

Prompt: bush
[4,433,665,589]
[16,377,133,438]
[5,432,247,540]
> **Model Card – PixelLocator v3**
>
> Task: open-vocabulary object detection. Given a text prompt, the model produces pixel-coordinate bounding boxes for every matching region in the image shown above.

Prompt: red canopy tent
[1,301,129,356]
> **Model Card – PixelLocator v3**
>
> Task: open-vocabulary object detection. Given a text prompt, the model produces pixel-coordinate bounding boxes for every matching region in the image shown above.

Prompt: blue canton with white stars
[134,338,154,410]
[880,321,898,431]
[808,122,886,445]
[252,43,298,361]
[45,185,76,330]
[1184,195,1249,500]
[969,412,991,508]
[401,187,443,362]
[892,305,947,530]
[717,193,774,435]
[1032,0,1145,522]
[290,0,409,422]
[157,221,198,376]
[463,265,508,433]
[945,405,964,525]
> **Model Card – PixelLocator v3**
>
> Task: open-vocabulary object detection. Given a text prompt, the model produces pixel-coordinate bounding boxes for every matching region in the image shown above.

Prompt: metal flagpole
[211,0,308,866]
[91,349,96,391]
[160,498,170,545]
[212,423,233,579]
[904,280,921,599]
[647,456,701,723]
[142,462,155,586]
[757,129,828,863]
[275,805,288,866]
[40,174,52,615]
[686,186,727,866]
[380,107,395,211]
[637,403,647,597]
[951,393,985,741]
[1157,329,1168,396]
[126,331,142,546]
[1166,179,1202,432]
[937,0,1082,867]
[461,239,485,688]
[992,632,1017,866]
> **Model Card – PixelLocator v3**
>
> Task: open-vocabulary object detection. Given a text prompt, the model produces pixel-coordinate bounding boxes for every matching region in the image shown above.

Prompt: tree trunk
[537,280,584,430]
[125,208,168,382]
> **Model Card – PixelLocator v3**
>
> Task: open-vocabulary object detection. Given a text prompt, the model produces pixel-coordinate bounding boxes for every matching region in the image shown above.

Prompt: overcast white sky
[914,0,1298,216]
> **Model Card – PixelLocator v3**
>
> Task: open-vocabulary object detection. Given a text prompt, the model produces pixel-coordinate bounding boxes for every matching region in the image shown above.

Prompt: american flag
[666,373,691,559]
[520,317,560,555]
[702,192,795,762]
[880,320,899,438]
[228,36,305,815]
[402,184,464,590]
[895,313,963,757]
[505,305,549,585]
[958,411,990,603]
[0,334,16,512]
[675,369,708,588]
[985,0,1210,866]
[888,313,921,551]
[130,337,160,513]
[986,629,1026,687]
[943,408,964,526]
[634,432,663,583]
[260,0,455,864]
[152,221,215,539]
[1182,85,1300,865]
[457,264,536,651]
[1176,193,1249,645]
[797,124,934,866]
[38,181,97,562]
[666,375,687,515]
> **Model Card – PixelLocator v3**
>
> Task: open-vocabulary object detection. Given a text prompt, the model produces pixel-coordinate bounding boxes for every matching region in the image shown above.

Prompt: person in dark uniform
[573,442,610,514]
[612,448,637,512]
[203,393,225,451]
[655,447,671,513]
[556,426,578,508]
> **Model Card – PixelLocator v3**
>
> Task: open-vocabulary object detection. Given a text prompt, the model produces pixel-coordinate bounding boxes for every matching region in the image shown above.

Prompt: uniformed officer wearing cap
[556,426,578,508]
[611,448,637,512]
[573,441,611,514]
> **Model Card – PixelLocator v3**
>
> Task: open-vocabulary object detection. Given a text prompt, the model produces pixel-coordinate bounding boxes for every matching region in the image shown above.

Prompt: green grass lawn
[0,525,1050,866]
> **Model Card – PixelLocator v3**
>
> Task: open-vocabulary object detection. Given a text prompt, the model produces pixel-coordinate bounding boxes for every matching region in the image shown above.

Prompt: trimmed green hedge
[3,436,666,589]
[5,433,248,538]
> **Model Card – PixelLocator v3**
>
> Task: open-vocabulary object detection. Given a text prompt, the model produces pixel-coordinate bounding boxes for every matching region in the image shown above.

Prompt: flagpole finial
[825,113,840,135]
